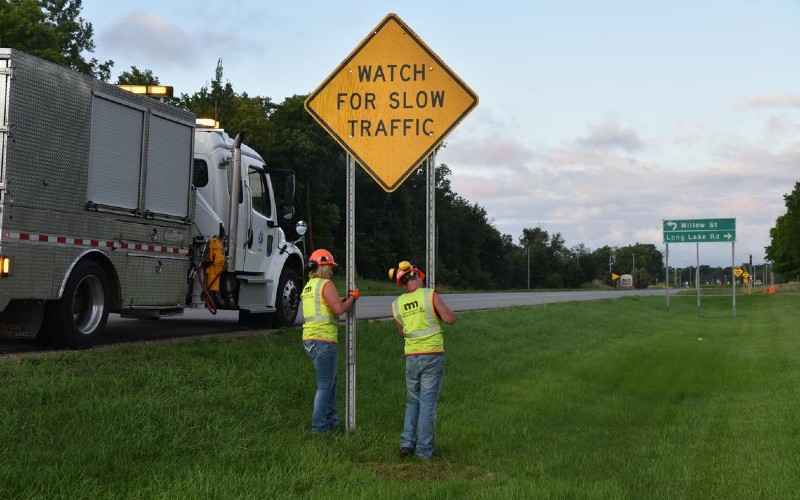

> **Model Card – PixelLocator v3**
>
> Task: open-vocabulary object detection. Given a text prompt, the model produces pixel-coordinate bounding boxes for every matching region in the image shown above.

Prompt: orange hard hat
[307,248,338,268]
[388,260,425,287]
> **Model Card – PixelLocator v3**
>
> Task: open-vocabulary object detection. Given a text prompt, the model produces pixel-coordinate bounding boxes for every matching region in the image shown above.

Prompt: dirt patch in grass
[363,461,493,481]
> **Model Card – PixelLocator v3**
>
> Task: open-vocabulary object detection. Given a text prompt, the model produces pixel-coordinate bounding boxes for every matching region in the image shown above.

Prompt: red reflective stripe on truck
[4,231,184,255]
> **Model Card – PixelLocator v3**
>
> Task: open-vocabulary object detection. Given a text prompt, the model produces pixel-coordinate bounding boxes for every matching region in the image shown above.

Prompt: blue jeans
[401,353,445,459]
[303,340,339,433]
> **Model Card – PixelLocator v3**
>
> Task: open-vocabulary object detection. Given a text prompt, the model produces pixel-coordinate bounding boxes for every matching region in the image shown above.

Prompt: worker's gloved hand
[348,288,360,301]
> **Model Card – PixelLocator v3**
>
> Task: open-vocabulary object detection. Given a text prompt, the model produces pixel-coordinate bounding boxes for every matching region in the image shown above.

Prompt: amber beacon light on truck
[117,84,174,100]
[195,117,220,128]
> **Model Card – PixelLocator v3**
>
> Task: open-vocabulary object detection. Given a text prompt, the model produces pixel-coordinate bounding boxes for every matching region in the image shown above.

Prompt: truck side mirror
[291,220,307,246]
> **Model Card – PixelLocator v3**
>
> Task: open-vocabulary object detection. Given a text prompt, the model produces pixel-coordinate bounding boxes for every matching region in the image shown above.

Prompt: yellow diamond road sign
[304,13,478,192]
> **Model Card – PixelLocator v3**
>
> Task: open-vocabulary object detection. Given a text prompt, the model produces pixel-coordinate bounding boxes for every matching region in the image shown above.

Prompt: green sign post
[662,218,737,318]
[662,218,736,243]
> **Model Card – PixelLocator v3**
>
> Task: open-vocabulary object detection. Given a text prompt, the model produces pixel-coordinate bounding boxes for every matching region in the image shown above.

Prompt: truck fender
[57,249,120,306]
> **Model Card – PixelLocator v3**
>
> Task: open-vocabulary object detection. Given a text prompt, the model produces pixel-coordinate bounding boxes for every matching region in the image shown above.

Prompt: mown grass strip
[1,292,798,498]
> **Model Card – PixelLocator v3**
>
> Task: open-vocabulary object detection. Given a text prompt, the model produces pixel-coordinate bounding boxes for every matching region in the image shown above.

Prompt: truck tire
[273,267,301,328]
[46,260,110,349]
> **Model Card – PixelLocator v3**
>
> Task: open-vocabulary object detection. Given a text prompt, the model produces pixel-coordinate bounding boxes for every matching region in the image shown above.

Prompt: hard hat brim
[396,268,425,286]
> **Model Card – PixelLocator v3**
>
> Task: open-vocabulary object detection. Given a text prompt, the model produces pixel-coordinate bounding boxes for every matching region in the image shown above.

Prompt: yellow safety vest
[391,287,443,355]
[301,278,338,342]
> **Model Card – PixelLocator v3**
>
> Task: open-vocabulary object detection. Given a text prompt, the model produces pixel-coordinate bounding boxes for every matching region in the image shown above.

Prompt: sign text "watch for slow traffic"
[304,13,478,192]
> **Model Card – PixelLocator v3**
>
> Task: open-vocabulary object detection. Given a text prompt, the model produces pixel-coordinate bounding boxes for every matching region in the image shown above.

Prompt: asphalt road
[0,288,670,355]
[352,288,669,319]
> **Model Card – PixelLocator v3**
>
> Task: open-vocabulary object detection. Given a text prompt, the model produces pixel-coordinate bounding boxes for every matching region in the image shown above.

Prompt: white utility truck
[0,48,305,348]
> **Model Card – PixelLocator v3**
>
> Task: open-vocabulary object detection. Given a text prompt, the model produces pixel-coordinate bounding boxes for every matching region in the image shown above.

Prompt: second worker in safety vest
[389,260,456,460]
[301,249,359,433]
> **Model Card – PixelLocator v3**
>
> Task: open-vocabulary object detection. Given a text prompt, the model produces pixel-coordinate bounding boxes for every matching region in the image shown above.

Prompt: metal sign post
[426,154,436,288]
[696,243,701,317]
[345,154,356,430]
[732,242,736,318]
[665,244,670,311]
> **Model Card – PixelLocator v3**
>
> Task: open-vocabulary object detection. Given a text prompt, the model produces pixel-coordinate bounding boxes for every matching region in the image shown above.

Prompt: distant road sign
[733,267,743,277]
[663,218,736,243]
[304,13,478,192]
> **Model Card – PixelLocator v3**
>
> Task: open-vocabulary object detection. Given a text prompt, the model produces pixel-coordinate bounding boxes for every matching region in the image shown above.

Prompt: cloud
[98,12,199,68]
[575,117,645,152]
[440,134,534,168]
[735,92,800,110]
[440,107,536,167]
[442,125,800,265]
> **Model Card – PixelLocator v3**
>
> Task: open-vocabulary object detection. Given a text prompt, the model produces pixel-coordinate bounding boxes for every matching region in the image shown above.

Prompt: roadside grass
[672,281,800,296]
[2,293,799,498]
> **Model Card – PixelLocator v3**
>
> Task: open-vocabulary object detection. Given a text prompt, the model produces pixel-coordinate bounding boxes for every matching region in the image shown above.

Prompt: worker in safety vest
[389,260,456,460]
[301,249,359,433]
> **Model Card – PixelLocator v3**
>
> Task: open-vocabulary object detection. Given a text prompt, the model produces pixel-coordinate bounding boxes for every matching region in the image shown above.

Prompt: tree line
[162,62,668,289]
[5,1,796,289]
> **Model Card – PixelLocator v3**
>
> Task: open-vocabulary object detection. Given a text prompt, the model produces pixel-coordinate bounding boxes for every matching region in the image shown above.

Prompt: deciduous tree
[766,182,800,278]
[0,0,112,79]
[116,66,159,85]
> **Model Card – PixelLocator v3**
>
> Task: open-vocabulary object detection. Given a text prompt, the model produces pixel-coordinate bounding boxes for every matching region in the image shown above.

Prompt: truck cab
[190,120,304,327]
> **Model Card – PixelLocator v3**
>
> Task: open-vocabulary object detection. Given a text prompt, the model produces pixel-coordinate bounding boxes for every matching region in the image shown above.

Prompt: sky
[80,0,800,268]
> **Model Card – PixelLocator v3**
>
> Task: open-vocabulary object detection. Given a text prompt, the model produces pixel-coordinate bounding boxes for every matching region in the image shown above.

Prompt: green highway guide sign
[663,218,736,243]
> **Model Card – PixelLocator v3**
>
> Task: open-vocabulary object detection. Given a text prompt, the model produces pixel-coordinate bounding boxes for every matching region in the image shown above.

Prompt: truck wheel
[273,268,301,327]
[47,260,110,349]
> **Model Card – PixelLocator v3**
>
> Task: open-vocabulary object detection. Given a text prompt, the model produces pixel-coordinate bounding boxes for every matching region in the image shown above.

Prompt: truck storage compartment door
[88,97,143,210]
[122,254,188,307]
[145,115,192,218]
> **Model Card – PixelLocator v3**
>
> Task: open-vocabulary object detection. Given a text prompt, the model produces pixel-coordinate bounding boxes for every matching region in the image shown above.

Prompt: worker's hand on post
[348,288,360,301]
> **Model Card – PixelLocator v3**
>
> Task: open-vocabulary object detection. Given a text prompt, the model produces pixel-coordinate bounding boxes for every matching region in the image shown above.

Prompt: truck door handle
[246,229,253,248]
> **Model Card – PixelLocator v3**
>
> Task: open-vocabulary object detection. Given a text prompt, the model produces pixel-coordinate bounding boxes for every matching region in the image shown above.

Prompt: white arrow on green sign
[662,218,736,243]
